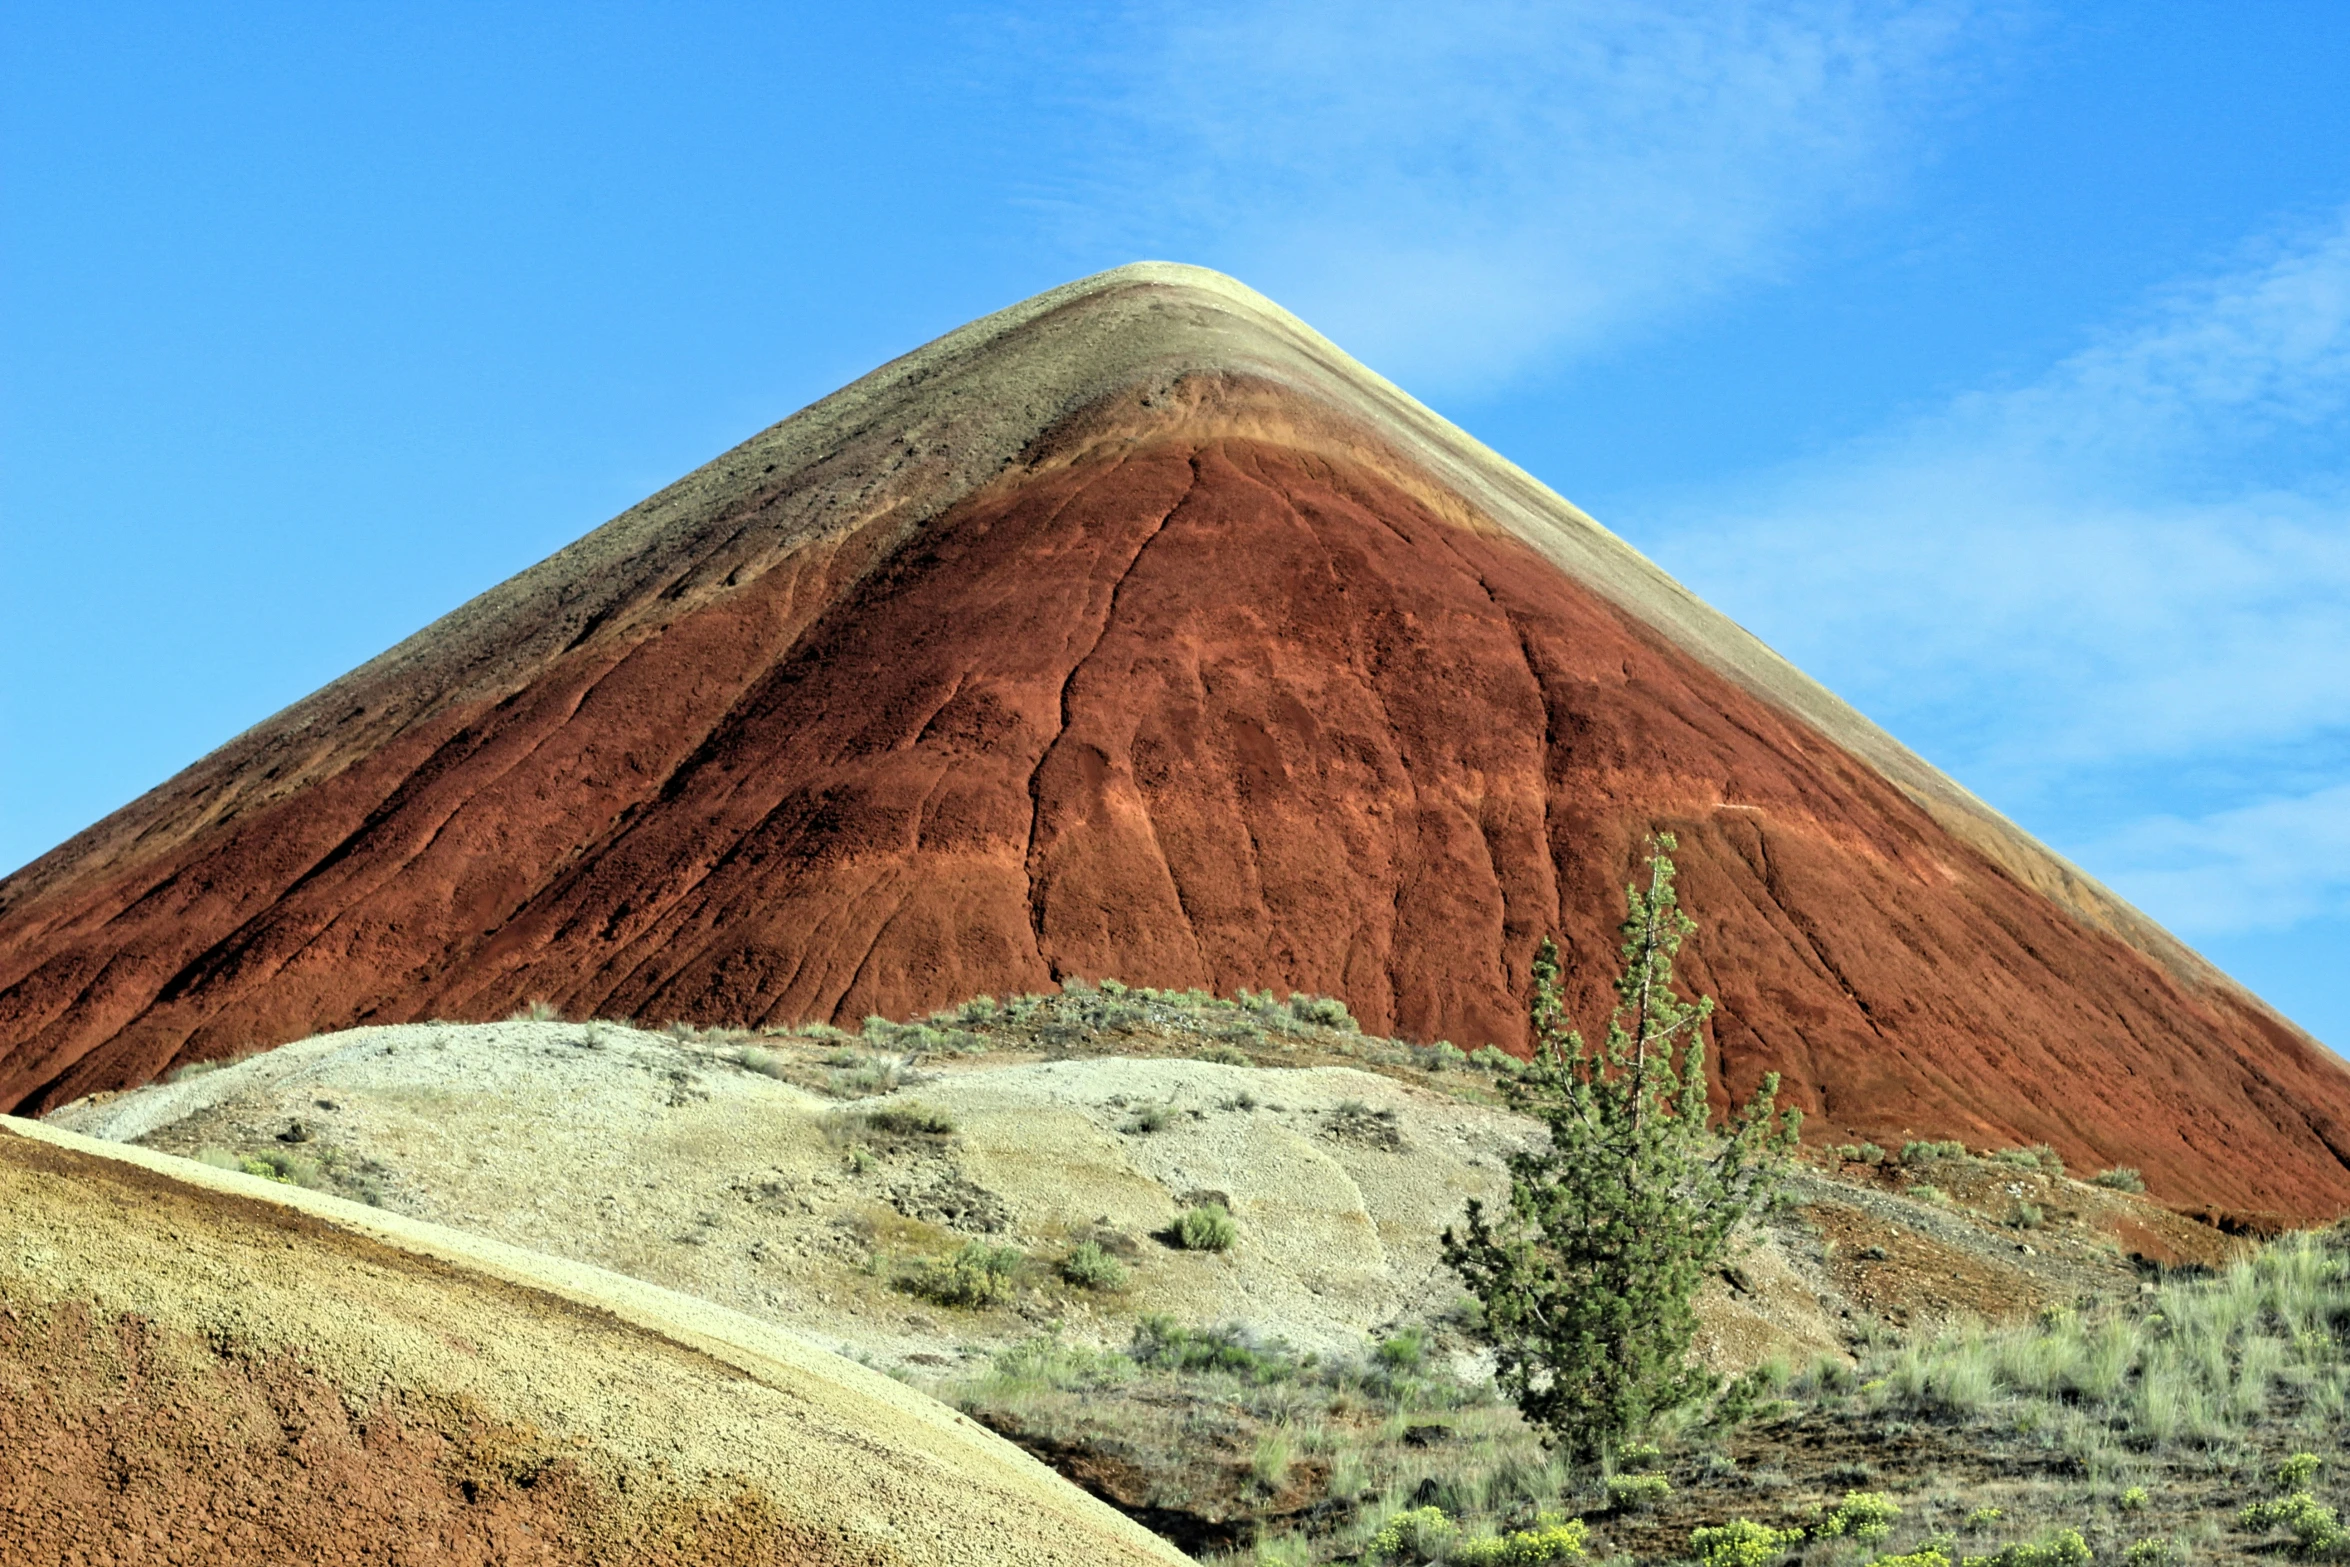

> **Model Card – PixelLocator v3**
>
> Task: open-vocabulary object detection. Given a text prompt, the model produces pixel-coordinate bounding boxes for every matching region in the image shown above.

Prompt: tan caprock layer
[0,1115,1187,1567]
[0,265,2224,1001]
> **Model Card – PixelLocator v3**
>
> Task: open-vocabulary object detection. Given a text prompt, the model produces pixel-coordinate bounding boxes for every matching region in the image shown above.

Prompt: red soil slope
[4,274,2346,1224]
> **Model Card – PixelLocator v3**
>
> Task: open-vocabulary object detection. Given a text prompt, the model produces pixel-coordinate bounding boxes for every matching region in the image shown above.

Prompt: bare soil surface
[52,1016,1557,1368]
[51,1015,2239,1373]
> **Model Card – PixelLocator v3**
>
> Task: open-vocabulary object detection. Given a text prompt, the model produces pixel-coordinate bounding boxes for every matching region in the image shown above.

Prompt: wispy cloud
[1641,210,2350,937]
[2078,784,2350,937]
[1059,0,2001,388]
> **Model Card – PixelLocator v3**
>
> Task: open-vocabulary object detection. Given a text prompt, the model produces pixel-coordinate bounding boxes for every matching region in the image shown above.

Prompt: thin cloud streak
[2081,784,2350,937]
[1642,209,2350,938]
[1063,0,1998,389]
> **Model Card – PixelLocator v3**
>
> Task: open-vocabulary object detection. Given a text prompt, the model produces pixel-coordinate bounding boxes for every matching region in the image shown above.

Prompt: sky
[3,1,2346,1046]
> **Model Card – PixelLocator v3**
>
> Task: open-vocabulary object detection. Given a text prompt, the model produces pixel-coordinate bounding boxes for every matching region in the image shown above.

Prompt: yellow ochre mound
[0,1115,1188,1567]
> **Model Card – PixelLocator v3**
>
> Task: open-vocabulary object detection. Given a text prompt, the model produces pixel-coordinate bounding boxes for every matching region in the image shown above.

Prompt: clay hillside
[0,1113,1187,1567]
[1,263,2343,1220]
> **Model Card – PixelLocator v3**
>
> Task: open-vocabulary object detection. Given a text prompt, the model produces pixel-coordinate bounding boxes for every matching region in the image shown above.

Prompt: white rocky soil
[48,1019,1845,1376]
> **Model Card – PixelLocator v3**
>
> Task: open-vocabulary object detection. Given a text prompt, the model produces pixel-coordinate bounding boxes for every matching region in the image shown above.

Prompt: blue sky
[4,2,2345,1046]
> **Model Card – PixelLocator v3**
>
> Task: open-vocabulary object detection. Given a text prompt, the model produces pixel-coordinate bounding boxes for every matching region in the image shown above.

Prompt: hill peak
[4,267,2342,1219]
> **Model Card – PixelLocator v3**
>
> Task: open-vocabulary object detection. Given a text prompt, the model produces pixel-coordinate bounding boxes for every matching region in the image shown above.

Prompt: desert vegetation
[658,979,1521,1102]
[932,1217,2350,1565]
[1446,835,1797,1460]
[193,1139,386,1205]
[1169,1204,1239,1253]
[912,852,2348,1565]
[99,947,2339,1566]
[901,1239,1027,1308]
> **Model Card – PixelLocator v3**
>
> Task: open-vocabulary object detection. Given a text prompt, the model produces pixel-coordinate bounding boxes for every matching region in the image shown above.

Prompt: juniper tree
[1442,833,1799,1460]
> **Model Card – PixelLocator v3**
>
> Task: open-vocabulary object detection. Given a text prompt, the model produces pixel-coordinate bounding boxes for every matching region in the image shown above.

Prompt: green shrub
[866,1101,956,1136]
[1903,1139,1967,1162]
[2009,1201,2045,1230]
[2093,1166,2147,1193]
[1605,1472,1671,1510]
[1250,1427,1293,1490]
[900,1241,1023,1308]
[1616,1439,1663,1469]
[199,1146,326,1188]
[1442,839,1797,1460]
[1171,1205,1237,1252]
[1197,1043,1251,1066]
[1453,1515,1589,1564]
[1909,1183,1948,1204]
[1987,1144,2067,1176]
[1125,1105,1171,1134]
[1366,1505,1456,1563]
[831,1055,906,1094]
[1468,1045,1525,1074]
[2278,1452,2323,1490]
[1690,1518,1804,1567]
[1288,993,1358,1030]
[2122,1540,2183,1567]
[1963,1528,2092,1567]
[1058,1241,1128,1292]
[1821,1491,1901,1541]
[1965,1507,2004,1533]
[250,1149,322,1186]
[1126,1317,1309,1386]
[2118,1485,2148,1512]
[979,1334,1136,1395]
[2241,1492,2348,1558]
[1838,1143,1887,1165]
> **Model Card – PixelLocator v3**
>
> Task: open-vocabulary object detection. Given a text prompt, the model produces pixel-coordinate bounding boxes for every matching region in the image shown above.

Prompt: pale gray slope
[46,1019,1848,1374]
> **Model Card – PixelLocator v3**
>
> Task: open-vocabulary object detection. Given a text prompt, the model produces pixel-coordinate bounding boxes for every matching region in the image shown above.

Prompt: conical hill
[4,264,2344,1221]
